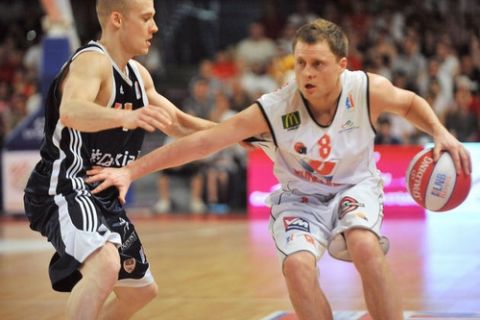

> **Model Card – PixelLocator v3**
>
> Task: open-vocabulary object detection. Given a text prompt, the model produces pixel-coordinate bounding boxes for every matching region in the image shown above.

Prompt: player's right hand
[86,166,132,205]
[122,105,173,132]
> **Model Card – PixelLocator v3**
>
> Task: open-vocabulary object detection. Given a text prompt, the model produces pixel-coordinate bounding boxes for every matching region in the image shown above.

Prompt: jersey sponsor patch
[283,216,310,232]
[345,92,355,110]
[294,142,307,154]
[90,149,141,167]
[281,111,301,130]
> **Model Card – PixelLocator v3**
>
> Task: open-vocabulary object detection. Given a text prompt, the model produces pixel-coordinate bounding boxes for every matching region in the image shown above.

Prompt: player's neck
[306,84,342,125]
[97,38,130,72]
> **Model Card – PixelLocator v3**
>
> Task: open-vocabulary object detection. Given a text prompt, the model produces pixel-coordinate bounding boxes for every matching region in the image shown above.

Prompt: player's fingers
[84,172,107,183]
[137,120,155,132]
[460,148,471,175]
[86,167,104,176]
[239,141,257,151]
[432,145,442,162]
[452,151,463,176]
[119,187,127,205]
[144,107,172,125]
[91,180,113,194]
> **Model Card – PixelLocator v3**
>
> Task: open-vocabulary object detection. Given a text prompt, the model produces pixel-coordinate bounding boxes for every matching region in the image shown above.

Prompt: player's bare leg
[346,229,403,320]
[283,252,333,320]
[99,283,158,320]
[66,243,120,319]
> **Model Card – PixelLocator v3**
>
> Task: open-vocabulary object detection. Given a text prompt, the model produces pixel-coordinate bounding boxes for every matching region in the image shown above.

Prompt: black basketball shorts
[24,191,154,292]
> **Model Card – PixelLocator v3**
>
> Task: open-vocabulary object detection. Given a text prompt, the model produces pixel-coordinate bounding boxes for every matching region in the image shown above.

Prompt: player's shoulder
[69,50,111,77]
[258,81,297,105]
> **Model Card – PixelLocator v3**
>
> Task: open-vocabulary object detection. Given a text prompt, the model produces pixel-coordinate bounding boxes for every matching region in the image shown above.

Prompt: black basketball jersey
[25,42,147,201]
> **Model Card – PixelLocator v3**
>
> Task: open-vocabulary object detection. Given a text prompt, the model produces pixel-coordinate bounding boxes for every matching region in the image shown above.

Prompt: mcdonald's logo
[282,111,301,130]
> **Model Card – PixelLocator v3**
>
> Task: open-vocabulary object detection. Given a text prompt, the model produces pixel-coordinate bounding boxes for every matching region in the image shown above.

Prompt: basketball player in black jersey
[23,0,215,319]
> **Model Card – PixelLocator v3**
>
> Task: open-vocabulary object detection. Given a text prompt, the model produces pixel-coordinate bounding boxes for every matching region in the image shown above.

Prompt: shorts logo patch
[283,216,310,232]
[123,257,136,273]
[339,196,365,220]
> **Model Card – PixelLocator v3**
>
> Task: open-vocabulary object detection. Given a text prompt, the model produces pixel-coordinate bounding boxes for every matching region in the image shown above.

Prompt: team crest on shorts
[339,196,365,219]
[123,258,136,273]
[283,216,310,232]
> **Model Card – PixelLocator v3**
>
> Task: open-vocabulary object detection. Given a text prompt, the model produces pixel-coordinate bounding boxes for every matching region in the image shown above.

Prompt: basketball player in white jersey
[87,19,471,319]
[23,0,216,319]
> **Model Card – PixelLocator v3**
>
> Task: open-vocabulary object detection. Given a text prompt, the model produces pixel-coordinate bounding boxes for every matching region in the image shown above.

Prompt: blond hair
[96,0,131,28]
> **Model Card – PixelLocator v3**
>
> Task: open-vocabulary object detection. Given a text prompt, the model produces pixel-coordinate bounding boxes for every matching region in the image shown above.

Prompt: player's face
[294,40,346,101]
[120,0,158,56]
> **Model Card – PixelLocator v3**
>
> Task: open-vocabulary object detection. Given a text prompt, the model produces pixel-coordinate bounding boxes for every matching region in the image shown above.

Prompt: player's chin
[137,47,150,55]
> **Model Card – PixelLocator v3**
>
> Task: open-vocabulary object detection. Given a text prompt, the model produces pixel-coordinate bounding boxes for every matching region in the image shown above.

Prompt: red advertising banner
[247,145,425,219]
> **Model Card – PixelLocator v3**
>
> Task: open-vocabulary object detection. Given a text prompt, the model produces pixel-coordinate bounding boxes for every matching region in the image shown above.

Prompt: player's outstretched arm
[86,103,269,203]
[135,61,217,137]
[60,52,172,133]
[368,72,471,175]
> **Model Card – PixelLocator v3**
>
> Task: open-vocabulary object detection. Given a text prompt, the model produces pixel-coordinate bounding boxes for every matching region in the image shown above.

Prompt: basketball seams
[407,148,436,208]
[425,152,456,211]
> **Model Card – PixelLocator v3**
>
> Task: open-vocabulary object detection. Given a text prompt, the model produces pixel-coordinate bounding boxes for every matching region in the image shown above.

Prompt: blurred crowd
[1,0,480,213]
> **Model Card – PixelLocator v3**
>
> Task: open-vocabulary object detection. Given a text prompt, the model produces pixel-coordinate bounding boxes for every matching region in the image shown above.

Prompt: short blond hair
[96,0,130,28]
[292,18,348,59]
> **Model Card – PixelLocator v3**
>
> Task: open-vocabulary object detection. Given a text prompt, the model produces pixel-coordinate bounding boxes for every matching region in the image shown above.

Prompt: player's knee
[120,283,158,309]
[97,243,121,275]
[139,283,158,304]
[83,243,120,290]
[346,229,384,267]
[283,252,317,281]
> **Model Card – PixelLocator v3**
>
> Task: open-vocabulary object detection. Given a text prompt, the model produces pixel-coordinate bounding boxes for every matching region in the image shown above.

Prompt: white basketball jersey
[256,69,380,195]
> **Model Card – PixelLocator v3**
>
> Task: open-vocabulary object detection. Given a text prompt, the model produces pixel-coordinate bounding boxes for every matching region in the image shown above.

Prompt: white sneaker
[152,199,171,214]
[190,199,206,214]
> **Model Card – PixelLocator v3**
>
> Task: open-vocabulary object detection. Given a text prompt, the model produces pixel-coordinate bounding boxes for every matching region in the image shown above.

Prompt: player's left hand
[432,128,471,176]
[86,166,132,205]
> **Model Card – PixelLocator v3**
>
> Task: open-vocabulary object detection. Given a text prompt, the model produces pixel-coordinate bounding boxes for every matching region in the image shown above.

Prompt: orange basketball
[406,148,471,211]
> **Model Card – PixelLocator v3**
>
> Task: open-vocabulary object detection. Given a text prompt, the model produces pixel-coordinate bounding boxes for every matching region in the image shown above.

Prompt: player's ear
[338,57,347,70]
[111,11,122,28]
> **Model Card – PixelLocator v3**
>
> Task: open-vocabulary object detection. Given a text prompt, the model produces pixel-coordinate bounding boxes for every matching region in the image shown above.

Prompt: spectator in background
[388,71,417,143]
[240,61,278,100]
[459,53,480,92]
[205,92,245,213]
[228,77,251,112]
[425,77,451,123]
[435,38,460,81]
[259,0,286,40]
[375,116,402,145]
[286,0,318,28]
[189,59,221,97]
[444,79,479,142]
[277,22,297,55]
[391,34,427,89]
[211,48,238,81]
[418,58,454,112]
[152,77,214,214]
[40,0,80,51]
[236,21,277,69]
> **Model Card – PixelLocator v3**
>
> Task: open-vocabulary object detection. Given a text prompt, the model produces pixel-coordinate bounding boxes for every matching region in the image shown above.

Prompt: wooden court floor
[1,211,479,320]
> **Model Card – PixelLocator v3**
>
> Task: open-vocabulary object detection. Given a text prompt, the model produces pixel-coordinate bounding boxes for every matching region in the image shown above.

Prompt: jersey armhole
[363,71,377,135]
[255,101,278,147]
